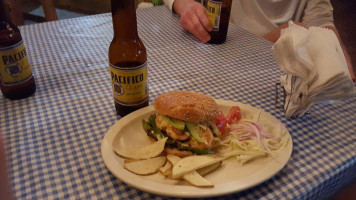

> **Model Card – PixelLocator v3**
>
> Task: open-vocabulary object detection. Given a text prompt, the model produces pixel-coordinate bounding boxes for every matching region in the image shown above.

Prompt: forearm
[302,0,334,28]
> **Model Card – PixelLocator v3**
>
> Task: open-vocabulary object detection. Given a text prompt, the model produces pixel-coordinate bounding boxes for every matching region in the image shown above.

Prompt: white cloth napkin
[272,21,356,118]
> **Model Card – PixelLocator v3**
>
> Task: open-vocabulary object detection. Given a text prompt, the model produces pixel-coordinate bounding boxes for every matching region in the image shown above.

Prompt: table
[1,6,355,200]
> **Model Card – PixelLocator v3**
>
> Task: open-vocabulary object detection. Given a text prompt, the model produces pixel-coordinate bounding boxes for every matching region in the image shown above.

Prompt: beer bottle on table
[203,0,232,44]
[109,0,149,116]
[0,0,36,99]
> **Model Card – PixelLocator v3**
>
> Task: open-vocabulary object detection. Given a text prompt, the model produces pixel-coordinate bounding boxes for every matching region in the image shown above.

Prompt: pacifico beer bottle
[109,0,149,116]
[0,1,36,99]
[203,0,232,44]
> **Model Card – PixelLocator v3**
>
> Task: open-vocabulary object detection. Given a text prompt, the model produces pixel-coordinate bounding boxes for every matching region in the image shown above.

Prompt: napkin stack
[272,21,356,118]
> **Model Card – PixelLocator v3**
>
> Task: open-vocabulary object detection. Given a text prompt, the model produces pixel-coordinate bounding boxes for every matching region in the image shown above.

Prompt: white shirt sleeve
[302,0,334,27]
[164,0,175,12]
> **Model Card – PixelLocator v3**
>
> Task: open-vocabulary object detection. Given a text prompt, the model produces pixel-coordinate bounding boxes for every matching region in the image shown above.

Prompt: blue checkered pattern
[1,6,355,200]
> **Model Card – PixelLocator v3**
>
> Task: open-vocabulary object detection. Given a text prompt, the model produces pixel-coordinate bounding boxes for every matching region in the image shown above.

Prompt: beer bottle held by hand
[204,0,232,44]
[0,1,36,99]
[109,0,149,116]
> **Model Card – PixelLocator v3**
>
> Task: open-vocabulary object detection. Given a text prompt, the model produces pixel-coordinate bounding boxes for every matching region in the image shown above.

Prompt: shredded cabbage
[215,118,289,164]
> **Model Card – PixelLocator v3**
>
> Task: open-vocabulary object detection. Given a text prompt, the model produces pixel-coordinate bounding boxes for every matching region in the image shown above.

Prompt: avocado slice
[160,115,185,130]
[186,122,203,142]
[169,117,185,130]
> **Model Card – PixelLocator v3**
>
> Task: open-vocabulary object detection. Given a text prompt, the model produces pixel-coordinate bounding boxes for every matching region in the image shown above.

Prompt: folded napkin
[272,21,356,118]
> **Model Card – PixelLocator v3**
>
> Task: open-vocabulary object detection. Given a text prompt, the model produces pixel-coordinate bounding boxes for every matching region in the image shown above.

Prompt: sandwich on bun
[142,91,222,157]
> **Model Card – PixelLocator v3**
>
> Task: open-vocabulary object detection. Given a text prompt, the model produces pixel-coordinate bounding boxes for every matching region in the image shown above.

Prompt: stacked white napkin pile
[272,21,356,118]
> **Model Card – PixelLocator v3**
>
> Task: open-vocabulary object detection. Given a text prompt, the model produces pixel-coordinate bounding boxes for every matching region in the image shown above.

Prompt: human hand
[173,0,213,43]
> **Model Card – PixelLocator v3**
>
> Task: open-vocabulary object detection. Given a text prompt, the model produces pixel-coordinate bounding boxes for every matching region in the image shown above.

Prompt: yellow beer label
[109,62,148,105]
[0,41,33,86]
[205,0,222,31]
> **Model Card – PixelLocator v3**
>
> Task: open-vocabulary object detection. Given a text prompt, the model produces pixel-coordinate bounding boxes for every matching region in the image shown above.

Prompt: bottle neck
[111,0,139,39]
[0,0,7,21]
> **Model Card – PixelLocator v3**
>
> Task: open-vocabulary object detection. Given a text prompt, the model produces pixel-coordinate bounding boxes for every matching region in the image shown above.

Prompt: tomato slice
[214,106,241,135]
[226,106,241,124]
[214,111,228,135]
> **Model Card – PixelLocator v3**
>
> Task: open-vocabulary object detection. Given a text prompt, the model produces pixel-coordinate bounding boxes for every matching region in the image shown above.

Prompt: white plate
[101,99,293,198]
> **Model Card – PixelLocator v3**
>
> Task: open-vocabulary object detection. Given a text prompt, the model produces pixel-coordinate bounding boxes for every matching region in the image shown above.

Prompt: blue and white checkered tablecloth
[1,6,355,200]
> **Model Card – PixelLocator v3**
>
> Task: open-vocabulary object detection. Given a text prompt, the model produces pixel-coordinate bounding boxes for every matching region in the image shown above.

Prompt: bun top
[154,91,218,122]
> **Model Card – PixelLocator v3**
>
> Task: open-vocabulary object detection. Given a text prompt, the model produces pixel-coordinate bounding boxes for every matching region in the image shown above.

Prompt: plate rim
[101,99,293,198]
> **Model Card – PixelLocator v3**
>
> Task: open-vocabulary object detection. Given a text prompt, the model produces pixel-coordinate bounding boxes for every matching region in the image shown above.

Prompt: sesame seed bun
[153,91,218,122]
